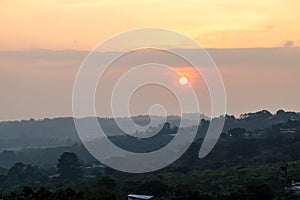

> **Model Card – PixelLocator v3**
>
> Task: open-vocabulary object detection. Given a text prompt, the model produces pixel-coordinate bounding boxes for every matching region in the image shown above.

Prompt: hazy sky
[1,0,300,50]
[0,0,300,120]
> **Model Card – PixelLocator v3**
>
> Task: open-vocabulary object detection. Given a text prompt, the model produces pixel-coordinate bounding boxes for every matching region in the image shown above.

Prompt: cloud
[54,0,98,5]
[283,40,294,48]
[208,47,300,68]
[0,47,300,69]
[0,47,300,120]
[0,49,88,63]
[265,25,274,29]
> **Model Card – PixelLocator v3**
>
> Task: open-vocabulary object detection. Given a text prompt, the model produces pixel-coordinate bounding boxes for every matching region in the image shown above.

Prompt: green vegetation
[0,110,300,199]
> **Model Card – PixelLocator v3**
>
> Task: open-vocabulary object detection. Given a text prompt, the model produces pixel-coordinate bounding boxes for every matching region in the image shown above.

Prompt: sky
[0,0,300,120]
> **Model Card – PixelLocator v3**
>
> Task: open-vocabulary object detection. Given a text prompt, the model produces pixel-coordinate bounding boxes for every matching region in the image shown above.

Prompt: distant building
[128,194,154,200]
[244,132,261,139]
[48,173,60,179]
[285,181,300,195]
[280,128,296,134]
[85,163,106,169]
[84,163,106,178]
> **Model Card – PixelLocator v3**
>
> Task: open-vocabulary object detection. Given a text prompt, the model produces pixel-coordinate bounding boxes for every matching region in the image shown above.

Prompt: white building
[128,194,154,200]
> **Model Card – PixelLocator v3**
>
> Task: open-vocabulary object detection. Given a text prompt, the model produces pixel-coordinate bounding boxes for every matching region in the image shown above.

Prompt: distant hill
[0,110,299,168]
[0,110,299,151]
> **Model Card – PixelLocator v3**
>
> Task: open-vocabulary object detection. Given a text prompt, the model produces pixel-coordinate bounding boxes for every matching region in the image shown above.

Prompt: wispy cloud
[1,47,299,69]
[0,47,299,120]
[53,0,99,6]
[283,40,294,48]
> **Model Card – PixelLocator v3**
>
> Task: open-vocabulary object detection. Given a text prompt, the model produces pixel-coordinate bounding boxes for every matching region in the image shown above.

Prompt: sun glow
[179,76,188,86]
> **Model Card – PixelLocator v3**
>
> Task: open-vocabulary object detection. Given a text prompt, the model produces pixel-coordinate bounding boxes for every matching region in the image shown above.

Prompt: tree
[90,177,117,200]
[34,187,53,200]
[7,162,40,183]
[54,188,83,200]
[57,152,83,179]
[142,179,169,196]
[96,176,116,191]
[21,186,34,199]
[228,128,246,138]
[247,184,274,200]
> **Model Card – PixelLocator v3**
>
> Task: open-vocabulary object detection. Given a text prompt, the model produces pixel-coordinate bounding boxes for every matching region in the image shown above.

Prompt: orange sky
[0,1,300,120]
[1,0,300,50]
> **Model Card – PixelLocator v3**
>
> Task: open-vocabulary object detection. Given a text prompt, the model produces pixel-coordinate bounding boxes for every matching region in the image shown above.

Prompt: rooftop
[128,194,154,200]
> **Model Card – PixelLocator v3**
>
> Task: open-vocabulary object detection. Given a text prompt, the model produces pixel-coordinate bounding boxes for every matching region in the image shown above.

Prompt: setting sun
[179,76,188,86]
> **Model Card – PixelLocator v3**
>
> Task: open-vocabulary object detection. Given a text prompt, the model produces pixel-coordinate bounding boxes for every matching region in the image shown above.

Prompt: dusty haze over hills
[0,47,299,120]
[0,0,300,120]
